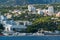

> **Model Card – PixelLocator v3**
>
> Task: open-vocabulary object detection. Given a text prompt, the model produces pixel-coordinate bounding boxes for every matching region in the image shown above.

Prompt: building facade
[48,6,54,16]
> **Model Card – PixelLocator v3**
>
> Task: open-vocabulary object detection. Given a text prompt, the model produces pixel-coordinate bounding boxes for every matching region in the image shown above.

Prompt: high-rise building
[48,6,54,15]
[28,5,36,12]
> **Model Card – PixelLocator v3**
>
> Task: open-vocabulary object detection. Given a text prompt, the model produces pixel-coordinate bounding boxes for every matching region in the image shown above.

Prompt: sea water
[0,36,60,40]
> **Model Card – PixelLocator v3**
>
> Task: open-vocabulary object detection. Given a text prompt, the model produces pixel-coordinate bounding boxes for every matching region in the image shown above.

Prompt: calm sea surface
[0,36,60,40]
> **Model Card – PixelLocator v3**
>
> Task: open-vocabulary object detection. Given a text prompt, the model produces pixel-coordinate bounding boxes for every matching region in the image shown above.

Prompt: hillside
[0,0,60,5]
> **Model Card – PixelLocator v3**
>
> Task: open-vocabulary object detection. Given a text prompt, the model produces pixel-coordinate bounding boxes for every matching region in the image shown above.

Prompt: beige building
[42,9,48,16]
[56,12,60,17]
[4,13,12,19]
[12,10,22,14]
[6,13,12,19]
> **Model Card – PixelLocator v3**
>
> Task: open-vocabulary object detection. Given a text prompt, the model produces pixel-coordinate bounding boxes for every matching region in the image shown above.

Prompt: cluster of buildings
[4,9,22,19]
[0,14,32,35]
[3,5,60,20]
[28,5,60,17]
[0,5,60,36]
[28,5,54,16]
[0,5,60,33]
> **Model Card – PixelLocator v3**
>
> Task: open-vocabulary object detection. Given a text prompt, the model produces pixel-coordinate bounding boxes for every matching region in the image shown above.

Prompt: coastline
[2,32,60,36]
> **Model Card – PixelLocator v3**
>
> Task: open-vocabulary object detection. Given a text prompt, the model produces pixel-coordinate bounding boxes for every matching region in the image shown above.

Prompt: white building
[0,15,27,33]
[15,21,32,26]
[48,6,54,16]
[0,15,7,23]
[0,15,4,21]
[37,9,44,15]
[28,5,36,12]
[3,21,27,32]
[37,9,47,15]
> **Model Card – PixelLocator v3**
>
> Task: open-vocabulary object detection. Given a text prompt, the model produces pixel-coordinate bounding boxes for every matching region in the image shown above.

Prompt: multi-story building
[48,6,54,16]
[56,12,60,17]
[37,9,44,15]
[28,5,36,12]
[0,15,27,33]
[15,21,32,26]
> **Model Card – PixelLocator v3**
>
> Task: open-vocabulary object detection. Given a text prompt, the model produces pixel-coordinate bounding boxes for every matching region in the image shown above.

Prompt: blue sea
[0,36,60,40]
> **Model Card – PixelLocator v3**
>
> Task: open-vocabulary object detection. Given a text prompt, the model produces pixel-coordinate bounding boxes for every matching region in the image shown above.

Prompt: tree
[27,16,57,33]
[0,24,4,33]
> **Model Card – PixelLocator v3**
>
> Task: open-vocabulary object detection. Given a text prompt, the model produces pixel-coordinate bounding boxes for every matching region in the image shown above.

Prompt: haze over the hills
[0,0,60,5]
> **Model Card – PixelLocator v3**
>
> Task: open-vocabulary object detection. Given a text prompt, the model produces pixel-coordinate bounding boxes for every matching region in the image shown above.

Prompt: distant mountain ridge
[0,0,60,5]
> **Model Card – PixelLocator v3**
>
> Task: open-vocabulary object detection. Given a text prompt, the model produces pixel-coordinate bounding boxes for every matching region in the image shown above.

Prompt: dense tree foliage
[27,16,58,33]
[0,24,4,33]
